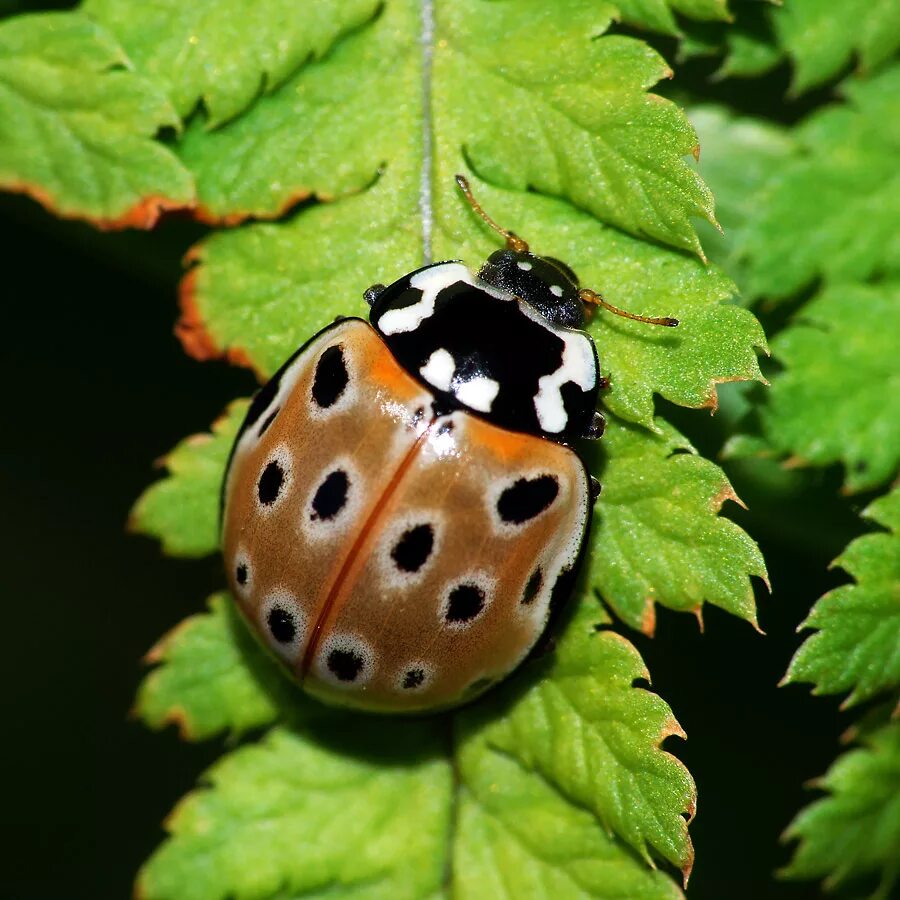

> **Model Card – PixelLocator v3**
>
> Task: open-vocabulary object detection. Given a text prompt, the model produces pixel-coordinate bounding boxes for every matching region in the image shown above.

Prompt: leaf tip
[640,598,657,636]
[176,262,261,375]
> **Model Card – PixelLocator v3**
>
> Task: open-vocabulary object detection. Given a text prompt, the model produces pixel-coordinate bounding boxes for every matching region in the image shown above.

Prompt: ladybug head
[477,248,585,329]
[456,175,678,332]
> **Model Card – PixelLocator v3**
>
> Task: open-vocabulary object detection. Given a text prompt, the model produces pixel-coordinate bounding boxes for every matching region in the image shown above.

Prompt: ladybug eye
[495,474,559,525]
[236,563,248,585]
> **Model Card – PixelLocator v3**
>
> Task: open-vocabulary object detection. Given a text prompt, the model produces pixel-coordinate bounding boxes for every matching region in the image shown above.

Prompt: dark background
[0,11,871,897]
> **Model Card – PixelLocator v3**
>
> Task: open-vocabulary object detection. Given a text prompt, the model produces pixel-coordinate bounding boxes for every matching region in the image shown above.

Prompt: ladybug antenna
[579,288,679,328]
[455,174,530,253]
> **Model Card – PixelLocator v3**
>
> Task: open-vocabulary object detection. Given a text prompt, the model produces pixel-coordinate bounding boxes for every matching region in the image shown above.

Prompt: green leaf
[135,594,295,740]
[773,0,900,93]
[171,0,715,250]
[688,105,797,296]
[0,12,193,226]
[785,487,900,707]
[172,2,416,222]
[585,414,768,632]
[84,0,383,127]
[138,597,695,896]
[130,400,248,557]
[137,719,454,900]
[454,736,683,900]
[741,66,900,301]
[757,281,900,493]
[458,599,696,876]
[434,0,715,257]
[720,22,783,80]
[674,4,782,80]
[782,718,900,897]
[614,0,732,37]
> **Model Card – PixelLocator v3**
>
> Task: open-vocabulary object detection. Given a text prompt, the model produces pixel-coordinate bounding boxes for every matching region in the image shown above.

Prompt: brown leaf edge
[0,178,194,230]
[176,245,260,374]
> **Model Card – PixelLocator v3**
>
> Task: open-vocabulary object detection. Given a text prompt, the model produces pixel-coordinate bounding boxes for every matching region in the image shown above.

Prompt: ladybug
[221,177,677,713]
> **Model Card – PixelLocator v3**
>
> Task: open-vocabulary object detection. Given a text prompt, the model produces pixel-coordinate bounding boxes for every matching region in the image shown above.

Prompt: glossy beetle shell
[222,318,591,712]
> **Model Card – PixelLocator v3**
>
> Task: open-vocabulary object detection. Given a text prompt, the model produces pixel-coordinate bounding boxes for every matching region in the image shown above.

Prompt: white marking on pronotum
[419,0,435,263]
[534,330,596,432]
[419,348,455,390]
[550,284,563,297]
[378,262,469,334]
[517,260,533,271]
[454,375,500,412]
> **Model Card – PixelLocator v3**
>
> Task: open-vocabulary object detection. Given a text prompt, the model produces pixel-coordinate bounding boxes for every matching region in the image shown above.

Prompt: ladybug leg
[364,283,386,306]
[590,476,601,502]
[597,375,611,391]
[584,410,605,440]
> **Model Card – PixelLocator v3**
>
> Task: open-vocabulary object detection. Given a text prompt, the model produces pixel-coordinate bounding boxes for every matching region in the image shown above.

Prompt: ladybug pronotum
[222,177,677,713]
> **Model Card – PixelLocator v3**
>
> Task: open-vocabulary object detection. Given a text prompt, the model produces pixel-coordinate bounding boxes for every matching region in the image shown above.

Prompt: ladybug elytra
[222,177,677,712]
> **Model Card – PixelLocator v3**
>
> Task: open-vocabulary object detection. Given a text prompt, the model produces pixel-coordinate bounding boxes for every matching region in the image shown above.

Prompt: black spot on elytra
[311,470,349,520]
[267,607,296,644]
[257,407,280,437]
[391,524,434,573]
[522,567,543,605]
[312,345,349,408]
[243,374,282,431]
[464,676,494,697]
[403,668,425,689]
[327,647,364,682]
[549,567,575,614]
[235,563,248,586]
[446,583,485,624]
[258,459,285,505]
[497,475,559,524]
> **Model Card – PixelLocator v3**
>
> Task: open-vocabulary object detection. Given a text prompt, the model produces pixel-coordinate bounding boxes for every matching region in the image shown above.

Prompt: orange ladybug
[221,178,677,712]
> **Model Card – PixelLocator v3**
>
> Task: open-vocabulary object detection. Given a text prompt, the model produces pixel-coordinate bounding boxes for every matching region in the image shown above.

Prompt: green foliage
[741,69,900,302]
[774,0,900,93]
[782,717,900,898]
[0,12,192,225]
[586,414,765,631]
[758,283,900,493]
[138,720,454,900]
[685,52,900,894]
[131,401,247,557]
[136,594,293,739]
[0,0,788,897]
[138,596,696,897]
[678,0,900,93]
[785,487,900,709]
[687,105,795,297]
[83,0,382,126]
[614,0,731,37]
